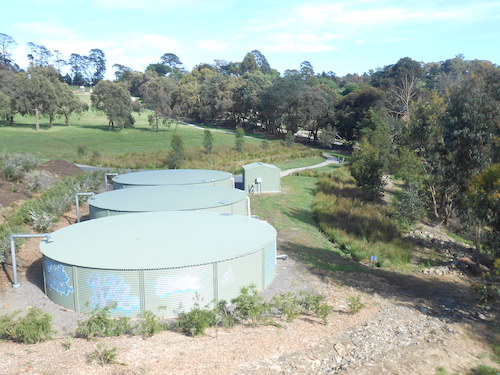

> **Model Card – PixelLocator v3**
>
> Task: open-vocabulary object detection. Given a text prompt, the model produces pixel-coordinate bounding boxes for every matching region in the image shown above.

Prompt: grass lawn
[251,175,364,273]
[0,113,261,161]
[274,156,325,170]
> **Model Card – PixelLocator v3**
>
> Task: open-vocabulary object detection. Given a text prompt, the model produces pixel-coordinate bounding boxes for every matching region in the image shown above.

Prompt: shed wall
[243,165,281,193]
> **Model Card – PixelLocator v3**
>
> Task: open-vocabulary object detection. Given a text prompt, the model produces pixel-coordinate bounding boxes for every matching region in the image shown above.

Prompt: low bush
[0,307,54,344]
[76,305,131,340]
[29,209,56,232]
[231,284,273,326]
[87,343,125,366]
[0,152,39,182]
[176,304,216,336]
[134,310,169,338]
[347,296,365,314]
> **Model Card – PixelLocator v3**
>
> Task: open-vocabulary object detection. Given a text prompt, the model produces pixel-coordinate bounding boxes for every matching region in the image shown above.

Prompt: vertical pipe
[246,196,251,217]
[10,233,51,288]
[104,173,118,191]
[75,192,95,223]
[230,177,235,189]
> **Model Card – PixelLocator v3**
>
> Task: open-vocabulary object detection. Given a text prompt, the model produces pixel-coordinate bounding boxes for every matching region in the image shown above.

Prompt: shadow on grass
[281,237,490,324]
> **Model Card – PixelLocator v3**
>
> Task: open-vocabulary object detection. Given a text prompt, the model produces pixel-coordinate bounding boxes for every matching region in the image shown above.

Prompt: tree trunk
[429,184,440,219]
[35,107,40,131]
[474,225,481,266]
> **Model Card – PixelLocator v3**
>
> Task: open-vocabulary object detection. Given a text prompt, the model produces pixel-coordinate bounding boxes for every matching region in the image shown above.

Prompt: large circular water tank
[112,169,233,189]
[40,212,277,318]
[89,185,249,219]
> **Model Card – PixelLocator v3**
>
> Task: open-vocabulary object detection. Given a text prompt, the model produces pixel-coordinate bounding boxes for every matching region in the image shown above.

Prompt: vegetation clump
[76,305,131,340]
[0,307,54,344]
[87,343,126,366]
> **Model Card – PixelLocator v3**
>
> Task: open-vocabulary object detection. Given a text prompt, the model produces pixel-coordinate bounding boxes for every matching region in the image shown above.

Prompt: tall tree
[15,66,58,130]
[250,50,271,74]
[27,42,53,67]
[140,76,177,131]
[91,80,135,130]
[167,132,185,169]
[0,33,17,69]
[88,48,106,85]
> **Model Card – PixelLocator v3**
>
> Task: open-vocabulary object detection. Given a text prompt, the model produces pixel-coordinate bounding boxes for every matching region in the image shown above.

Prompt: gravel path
[280,153,343,177]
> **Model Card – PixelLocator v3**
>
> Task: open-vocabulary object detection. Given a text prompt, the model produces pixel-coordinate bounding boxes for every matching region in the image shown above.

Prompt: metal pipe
[104,173,118,191]
[276,254,288,261]
[75,192,95,223]
[230,177,235,189]
[246,196,251,217]
[10,233,51,288]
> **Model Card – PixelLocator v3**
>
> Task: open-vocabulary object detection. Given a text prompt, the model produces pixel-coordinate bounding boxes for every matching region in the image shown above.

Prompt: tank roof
[242,162,280,170]
[40,211,276,270]
[89,185,246,212]
[112,169,232,186]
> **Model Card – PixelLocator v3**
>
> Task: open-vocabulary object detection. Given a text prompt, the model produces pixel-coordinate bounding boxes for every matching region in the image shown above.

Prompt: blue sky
[3,0,499,79]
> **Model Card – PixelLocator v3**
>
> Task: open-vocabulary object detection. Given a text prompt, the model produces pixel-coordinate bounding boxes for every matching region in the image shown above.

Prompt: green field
[0,113,260,161]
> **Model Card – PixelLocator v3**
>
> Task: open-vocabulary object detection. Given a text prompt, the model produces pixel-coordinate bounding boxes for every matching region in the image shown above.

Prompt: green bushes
[0,152,39,182]
[175,285,332,336]
[0,170,102,262]
[76,305,131,340]
[0,307,54,344]
[311,167,413,265]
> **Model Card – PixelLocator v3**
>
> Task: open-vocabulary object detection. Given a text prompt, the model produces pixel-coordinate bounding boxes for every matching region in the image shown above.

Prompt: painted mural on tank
[87,273,140,313]
[44,258,74,296]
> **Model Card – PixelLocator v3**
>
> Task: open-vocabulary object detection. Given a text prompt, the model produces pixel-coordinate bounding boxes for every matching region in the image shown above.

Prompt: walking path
[280,152,343,177]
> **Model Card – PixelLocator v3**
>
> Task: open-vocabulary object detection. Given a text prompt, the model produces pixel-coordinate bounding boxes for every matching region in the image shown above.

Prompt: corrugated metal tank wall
[42,239,276,318]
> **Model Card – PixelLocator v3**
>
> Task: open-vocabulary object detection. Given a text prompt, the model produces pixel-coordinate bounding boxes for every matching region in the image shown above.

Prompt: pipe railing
[75,192,95,223]
[104,173,118,191]
[246,196,251,217]
[10,233,51,288]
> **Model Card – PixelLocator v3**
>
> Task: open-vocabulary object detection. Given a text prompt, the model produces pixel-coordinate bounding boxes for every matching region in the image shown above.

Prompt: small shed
[243,162,281,193]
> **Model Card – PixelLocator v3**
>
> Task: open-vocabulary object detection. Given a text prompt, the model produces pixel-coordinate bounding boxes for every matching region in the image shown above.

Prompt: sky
[2,0,499,79]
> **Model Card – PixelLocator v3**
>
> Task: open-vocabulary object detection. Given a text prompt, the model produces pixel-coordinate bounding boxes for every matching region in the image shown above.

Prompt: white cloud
[198,39,229,51]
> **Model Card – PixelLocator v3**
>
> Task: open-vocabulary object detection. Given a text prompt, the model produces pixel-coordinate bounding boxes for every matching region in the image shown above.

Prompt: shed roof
[112,169,232,187]
[89,185,246,212]
[242,162,280,171]
[40,211,276,270]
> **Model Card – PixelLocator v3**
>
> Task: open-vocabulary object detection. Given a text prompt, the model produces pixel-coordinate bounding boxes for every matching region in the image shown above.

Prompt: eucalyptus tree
[140,76,178,131]
[91,80,135,130]
[0,33,17,69]
[27,42,53,67]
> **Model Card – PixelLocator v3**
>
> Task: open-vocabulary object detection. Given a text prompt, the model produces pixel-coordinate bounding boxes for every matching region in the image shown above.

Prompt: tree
[440,76,499,225]
[235,126,245,152]
[167,132,185,169]
[15,67,58,131]
[318,124,338,148]
[0,33,17,69]
[91,80,135,130]
[88,48,106,85]
[27,42,53,67]
[0,69,18,125]
[240,53,259,75]
[140,76,177,131]
[250,50,271,74]
[466,164,500,257]
[202,129,213,154]
[350,138,385,198]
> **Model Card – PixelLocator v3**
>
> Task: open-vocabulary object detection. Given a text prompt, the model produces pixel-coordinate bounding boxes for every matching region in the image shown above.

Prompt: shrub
[299,291,332,324]
[87,343,125,366]
[0,307,54,344]
[77,144,88,159]
[135,311,168,338]
[30,209,56,232]
[272,292,303,322]
[474,365,498,375]
[202,129,213,154]
[167,132,185,169]
[76,305,131,340]
[234,126,245,153]
[176,304,216,336]
[213,300,237,329]
[231,284,273,326]
[347,296,365,314]
[471,282,498,305]
[0,152,39,182]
